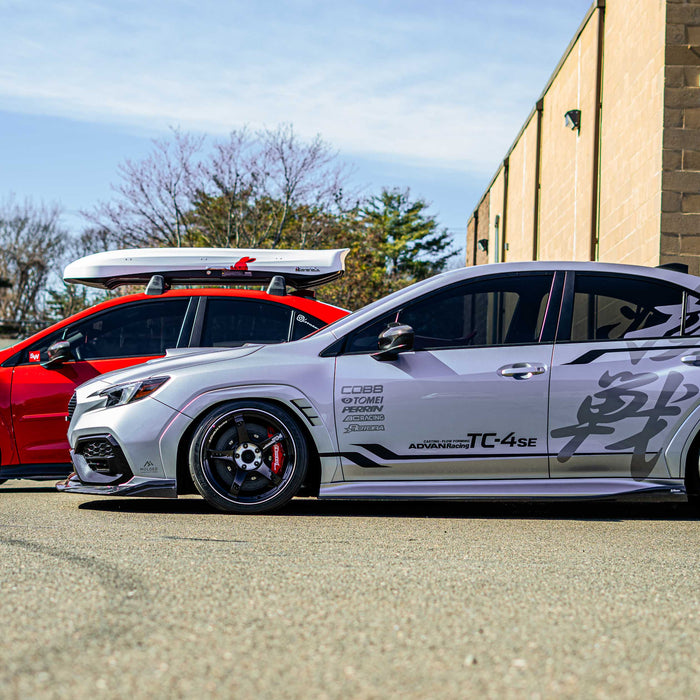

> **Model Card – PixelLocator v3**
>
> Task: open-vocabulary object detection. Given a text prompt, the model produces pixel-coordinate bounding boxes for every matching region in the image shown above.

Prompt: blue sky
[0,0,592,252]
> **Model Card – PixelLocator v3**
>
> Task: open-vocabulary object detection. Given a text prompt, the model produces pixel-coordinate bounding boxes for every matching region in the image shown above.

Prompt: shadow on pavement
[77,496,700,522]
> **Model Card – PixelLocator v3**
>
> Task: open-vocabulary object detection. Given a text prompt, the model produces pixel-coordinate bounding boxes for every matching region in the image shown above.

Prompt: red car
[0,248,349,484]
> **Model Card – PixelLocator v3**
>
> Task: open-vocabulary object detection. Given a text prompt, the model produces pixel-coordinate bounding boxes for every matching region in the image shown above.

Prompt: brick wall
[661,0,700,274]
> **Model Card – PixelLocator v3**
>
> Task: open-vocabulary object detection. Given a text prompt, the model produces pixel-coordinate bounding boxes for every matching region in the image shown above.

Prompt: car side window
[71,299,190,360]
[570,275,683,341]
[201,298,293,347]
[344,274,554,353]
[20,299,190,364]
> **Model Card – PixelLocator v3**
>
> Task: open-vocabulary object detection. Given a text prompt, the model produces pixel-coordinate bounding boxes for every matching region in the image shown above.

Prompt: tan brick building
[467,0,700,274]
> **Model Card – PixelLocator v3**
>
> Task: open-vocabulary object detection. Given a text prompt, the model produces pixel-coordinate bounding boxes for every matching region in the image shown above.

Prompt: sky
[0,0,593,255]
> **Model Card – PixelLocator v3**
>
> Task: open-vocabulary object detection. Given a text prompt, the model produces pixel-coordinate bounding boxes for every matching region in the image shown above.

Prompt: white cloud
[0,0,591,175]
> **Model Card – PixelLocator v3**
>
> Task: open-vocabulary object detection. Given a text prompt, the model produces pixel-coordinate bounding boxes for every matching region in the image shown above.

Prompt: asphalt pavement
[2,481,700,699]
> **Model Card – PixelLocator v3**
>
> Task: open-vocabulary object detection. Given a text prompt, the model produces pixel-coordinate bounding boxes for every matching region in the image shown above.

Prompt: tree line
[1,125,456,334]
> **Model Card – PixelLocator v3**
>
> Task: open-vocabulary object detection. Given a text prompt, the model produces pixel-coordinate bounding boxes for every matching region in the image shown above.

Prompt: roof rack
[64,247,350,291]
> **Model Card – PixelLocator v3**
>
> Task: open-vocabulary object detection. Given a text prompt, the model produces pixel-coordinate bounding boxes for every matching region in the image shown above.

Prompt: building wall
[466,190,490,266]
[661,0,700,274]
[598,0,666,267]
[503,112,538,262]
[466,0,671,270]
[538,11,599,262]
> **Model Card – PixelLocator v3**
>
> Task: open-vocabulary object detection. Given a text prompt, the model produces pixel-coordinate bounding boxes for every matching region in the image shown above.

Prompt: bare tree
[85,129,205,248]
[0,197,68,332]
[87,125,355,250]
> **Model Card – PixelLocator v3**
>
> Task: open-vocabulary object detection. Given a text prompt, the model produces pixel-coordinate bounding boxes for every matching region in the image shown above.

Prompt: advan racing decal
[340,384,385,434]
[409,432,538,450]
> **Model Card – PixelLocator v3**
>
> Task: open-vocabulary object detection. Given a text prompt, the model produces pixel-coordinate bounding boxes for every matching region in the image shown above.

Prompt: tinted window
[201,298,292,347]
[570,275,683,341]
[20,299,189,363]
[290,310,326,340]
[345,274,553,353]
[685,295,700,335]
[71,299,189,359]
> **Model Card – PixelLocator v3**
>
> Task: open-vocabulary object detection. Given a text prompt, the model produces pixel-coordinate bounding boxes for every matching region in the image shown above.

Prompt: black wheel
[189,401,308,514]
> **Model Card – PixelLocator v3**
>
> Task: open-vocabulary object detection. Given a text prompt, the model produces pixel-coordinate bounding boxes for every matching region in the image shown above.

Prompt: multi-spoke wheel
[189,401,308,514]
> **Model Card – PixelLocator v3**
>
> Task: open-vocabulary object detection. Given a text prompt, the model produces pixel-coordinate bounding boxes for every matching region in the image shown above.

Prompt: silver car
[60,261,700,513]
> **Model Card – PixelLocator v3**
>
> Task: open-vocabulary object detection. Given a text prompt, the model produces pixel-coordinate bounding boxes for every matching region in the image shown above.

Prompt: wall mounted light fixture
[477,239,489,253]
[564,109,581,132]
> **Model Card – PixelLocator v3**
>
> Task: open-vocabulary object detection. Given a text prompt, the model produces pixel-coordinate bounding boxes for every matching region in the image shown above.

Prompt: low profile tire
[189,401,308,514]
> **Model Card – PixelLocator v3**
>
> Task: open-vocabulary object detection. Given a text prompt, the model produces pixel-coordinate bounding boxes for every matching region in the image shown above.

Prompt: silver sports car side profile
[60,261,700,513]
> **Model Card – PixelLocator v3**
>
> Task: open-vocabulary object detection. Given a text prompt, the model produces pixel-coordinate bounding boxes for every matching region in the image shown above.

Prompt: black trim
[556,271,575,342]
[188,297,207,346]
[358,443,549,462]
[318,451,390,469]
[564,344,700,365]
[177,297,199,348]
[0,463,72,479]
[540,272,564,343]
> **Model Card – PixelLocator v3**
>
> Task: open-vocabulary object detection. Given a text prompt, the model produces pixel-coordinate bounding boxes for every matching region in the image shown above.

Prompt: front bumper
[57,471,177,498]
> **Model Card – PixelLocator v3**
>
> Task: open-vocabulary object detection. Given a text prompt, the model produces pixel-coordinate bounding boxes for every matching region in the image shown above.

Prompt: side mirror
[42,340,73,368]
[372,323,414,362]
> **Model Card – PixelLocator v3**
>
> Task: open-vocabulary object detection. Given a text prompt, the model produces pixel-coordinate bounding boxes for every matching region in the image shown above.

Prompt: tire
[189,401,308,514]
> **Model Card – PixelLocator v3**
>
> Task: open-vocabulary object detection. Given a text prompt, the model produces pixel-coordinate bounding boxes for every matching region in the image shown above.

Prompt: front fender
[158,384,342,484]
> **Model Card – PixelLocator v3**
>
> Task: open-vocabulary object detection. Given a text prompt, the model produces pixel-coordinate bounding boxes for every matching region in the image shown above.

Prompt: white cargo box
[64,247,350,290]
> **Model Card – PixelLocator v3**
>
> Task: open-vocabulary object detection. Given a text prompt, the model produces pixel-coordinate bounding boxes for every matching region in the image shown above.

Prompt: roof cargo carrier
[63,247,350,292]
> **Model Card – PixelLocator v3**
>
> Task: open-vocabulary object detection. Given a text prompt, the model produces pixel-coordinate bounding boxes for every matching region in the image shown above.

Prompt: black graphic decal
[551,370,699,477]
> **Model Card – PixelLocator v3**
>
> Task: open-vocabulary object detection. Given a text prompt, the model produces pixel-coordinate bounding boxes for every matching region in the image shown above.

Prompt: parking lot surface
[2,482,700,699]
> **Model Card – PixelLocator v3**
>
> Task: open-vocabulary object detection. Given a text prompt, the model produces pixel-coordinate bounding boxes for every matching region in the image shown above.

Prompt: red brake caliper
[268,427,284,474]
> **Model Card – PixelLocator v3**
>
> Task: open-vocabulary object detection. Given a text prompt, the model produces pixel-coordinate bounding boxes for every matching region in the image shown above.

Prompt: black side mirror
[42,340,73,368]
[372,323,414,362]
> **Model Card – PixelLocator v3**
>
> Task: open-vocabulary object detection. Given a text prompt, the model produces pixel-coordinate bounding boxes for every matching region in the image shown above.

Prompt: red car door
[10,297,190,466]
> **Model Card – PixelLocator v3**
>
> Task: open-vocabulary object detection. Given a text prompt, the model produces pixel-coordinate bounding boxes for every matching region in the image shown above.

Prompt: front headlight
[95,376,170,407]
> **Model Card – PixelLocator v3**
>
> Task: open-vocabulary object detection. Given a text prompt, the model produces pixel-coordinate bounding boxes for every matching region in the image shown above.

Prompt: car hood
[81,345,264,391]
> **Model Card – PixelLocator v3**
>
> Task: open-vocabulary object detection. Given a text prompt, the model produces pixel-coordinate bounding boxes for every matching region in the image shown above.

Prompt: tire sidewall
[189,400,308,514]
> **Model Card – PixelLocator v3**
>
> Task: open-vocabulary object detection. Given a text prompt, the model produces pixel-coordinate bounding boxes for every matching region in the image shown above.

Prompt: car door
[332,272,561,480]
[11,298,190,466]
[548,272,700,480]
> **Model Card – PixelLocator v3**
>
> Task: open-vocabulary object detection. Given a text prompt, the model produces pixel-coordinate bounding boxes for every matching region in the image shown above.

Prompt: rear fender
[664,404,700,478]
[158,384,342,483]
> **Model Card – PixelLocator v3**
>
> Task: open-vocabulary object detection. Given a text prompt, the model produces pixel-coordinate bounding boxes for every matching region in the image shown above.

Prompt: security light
[477,239,489,253]
[564,109,581,131]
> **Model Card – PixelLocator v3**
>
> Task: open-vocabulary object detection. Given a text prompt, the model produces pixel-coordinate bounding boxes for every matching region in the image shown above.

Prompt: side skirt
[318,478,688,502]
[0,463,72,480]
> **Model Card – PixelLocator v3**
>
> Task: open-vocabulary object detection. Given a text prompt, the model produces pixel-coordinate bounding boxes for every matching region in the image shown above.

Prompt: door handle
[498,363,547,379]
[681,355,700,366]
